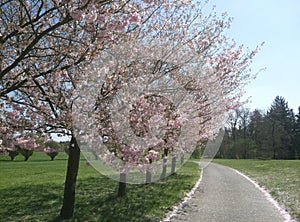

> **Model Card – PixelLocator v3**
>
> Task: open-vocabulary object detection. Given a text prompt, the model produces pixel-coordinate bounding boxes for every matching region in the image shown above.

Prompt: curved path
[169,162,286,222]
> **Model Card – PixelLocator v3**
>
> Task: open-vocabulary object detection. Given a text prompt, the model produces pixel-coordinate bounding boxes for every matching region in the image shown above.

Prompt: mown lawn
[0,152,200,221]
[213,159,300,221]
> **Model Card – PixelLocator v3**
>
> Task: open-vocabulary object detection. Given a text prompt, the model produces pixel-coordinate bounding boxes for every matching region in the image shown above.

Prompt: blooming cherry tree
[0,0,262,218]
[72,29,261,194]
[0,0,171,216]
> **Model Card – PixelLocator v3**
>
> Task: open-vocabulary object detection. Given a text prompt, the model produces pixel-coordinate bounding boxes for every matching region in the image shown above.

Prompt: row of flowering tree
[0,0,261,219]
[0,134,63,161]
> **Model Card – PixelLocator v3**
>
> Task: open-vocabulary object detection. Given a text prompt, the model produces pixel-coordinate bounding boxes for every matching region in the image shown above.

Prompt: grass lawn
[213,159,300,221]
[0,152,200,222]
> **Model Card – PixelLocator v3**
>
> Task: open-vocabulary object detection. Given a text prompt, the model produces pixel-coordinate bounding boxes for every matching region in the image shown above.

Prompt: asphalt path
[169,162,285,222]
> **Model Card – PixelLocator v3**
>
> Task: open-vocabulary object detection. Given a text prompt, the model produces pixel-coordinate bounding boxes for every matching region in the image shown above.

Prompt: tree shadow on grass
[0,173,195,222]
[72,173,194,222]
[0,183,64,221]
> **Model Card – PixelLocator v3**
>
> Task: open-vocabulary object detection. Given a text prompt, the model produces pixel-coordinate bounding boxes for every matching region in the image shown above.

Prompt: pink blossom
[85,12,97,23]
[129,12,141,24]
[70,10,83,21]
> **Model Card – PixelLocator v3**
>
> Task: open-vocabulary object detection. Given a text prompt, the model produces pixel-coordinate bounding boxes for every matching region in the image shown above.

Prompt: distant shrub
[16,146,33,161]
[1,140,19,160]
[7,148,19,160]
[44,147,58,160]
[44,140,61,160]
[14,137,38,161]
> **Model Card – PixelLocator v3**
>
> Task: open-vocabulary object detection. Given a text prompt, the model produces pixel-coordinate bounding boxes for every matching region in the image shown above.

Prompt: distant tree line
[216,96,300,159]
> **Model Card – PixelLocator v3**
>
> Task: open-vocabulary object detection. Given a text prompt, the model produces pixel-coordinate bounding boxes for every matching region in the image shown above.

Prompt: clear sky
[209,0,300,113]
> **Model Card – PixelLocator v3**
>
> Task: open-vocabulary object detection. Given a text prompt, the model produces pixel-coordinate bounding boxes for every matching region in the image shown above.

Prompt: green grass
[213,159,300,221]
[0,152,200,221]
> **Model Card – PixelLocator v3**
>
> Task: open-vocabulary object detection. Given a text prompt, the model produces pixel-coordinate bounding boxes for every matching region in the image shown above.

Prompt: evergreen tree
[266,96,295,159]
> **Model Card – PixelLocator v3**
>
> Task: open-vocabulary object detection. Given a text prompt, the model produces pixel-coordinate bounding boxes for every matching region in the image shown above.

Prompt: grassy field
[0,152,200,222]
[213,159,300,221]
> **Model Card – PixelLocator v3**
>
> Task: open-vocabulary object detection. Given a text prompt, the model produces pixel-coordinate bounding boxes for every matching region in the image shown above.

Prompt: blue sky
[209,0,300,113]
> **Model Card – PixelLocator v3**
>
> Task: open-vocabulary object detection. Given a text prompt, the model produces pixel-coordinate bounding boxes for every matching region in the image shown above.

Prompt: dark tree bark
[60,135,80,219]
[117,173,127,197]
[271,122,276,159]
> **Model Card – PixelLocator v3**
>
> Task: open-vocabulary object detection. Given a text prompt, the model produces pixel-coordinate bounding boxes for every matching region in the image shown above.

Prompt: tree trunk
[160,149,168,179]
[180,153,184,164]
[60,135,80,219]
[272,122,276,159]
[170,155,176,175]
[146,170,152,183]
[161,159,167,179]
[146,159,152,183]
[117,173,126,197]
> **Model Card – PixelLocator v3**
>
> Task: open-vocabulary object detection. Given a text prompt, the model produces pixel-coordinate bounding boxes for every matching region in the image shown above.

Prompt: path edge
[232,168,296,222]
[161,161,203,222]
